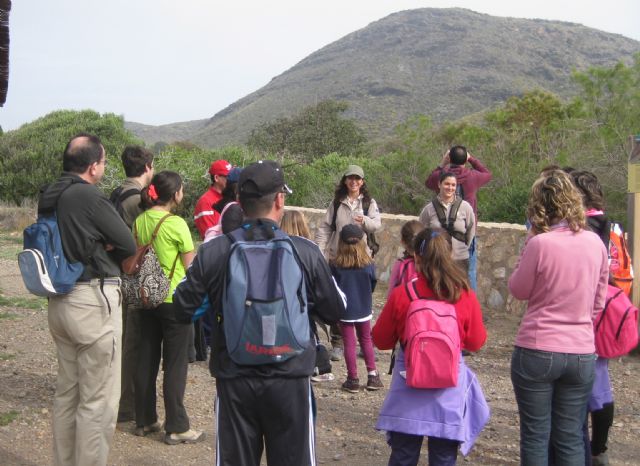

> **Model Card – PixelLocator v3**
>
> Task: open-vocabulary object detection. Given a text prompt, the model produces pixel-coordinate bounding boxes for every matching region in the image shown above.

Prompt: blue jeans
[387,431,459,466]
[511,347,596,466]
[467,237,477,291]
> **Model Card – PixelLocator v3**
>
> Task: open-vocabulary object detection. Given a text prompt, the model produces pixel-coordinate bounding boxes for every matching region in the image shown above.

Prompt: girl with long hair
[330,224,382,392]
[133,170,204,445]
[509,170,608,465]
[372,228,488,465]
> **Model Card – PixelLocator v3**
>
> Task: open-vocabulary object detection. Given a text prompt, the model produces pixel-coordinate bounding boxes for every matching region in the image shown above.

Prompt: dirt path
[1,234,639,465]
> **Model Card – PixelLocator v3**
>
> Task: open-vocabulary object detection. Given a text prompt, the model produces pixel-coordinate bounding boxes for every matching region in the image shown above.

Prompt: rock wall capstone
[289,206,528,315]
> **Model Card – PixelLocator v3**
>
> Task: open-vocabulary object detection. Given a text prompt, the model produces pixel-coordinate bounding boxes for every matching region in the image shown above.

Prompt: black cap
[340,224,364,244]
[238,160,292,197]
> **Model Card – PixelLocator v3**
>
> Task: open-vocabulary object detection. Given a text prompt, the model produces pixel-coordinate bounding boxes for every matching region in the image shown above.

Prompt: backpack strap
[431,199,449,230]
[596,288,625,332]
[362,197,370,217]
[133,213,173,246]
[397,259,411,286]
[405,279,420,302]
[448,198,462,231]
[132,213,180,279]
[118,188,141,205]
[431,198,467,244]
[330,199,341,232]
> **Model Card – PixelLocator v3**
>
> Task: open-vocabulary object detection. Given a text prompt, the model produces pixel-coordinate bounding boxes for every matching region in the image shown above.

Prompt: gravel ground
[1,231,639,465]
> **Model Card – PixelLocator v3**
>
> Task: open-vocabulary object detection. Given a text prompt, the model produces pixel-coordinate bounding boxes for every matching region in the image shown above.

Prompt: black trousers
[591,402,614,455]
[119,303,141,418]
[135,302,191,433]
[215,376,315,466]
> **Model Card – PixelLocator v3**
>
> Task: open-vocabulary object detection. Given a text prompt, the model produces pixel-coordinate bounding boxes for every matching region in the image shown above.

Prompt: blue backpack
[222,224,310,365]
[18,185,84,297]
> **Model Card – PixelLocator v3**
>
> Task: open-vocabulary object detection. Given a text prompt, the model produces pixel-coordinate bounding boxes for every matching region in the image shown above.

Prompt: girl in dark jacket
[330,224,382,393]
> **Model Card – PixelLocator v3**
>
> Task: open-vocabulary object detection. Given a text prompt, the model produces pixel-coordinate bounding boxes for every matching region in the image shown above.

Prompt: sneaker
[341,377,360,393]
[311,372,335,383]
[366,374,384,391]
[134,421,162,437]
[592,452,609,466]
[330,347,343,361]
[164,429,205,445]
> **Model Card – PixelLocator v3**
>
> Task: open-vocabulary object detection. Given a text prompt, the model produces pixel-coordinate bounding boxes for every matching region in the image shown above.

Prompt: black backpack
[109,187,141,219]
[431,198,468,244]
[330,198,380,257]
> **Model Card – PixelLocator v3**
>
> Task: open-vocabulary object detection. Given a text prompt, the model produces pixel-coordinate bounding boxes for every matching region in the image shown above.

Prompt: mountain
[128,8,640,148]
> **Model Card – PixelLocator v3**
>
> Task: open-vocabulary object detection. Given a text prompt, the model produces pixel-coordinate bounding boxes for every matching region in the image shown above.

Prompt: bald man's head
[62,133,105,174]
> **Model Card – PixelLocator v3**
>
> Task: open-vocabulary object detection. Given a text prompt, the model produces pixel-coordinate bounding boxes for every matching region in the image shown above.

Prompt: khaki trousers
[48,280,122,466]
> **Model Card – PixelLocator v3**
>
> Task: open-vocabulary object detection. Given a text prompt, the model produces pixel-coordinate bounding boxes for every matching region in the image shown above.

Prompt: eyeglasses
[346,175,362,181]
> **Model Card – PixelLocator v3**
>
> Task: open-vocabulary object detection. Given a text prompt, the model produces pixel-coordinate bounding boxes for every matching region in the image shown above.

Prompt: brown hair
[280,210,311,239]
[571,170,605,211]
[141,171,183,208]
[528,170,586,234]
[331,236,373,269]
[413,228,469,303]
[401,220,424,256]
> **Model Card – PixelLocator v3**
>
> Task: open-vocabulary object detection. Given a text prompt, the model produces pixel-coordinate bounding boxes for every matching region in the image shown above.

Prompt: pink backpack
[203,201,238,243]
[403,280,460,389]
[394,257,417,288]
[594,284,639,358]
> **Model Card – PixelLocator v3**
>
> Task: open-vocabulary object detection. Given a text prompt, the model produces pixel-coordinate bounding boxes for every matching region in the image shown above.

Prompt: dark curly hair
[332,175,372,205]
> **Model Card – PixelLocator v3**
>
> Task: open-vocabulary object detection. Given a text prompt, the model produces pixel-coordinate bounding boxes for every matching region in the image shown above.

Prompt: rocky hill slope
[128,8,640,147]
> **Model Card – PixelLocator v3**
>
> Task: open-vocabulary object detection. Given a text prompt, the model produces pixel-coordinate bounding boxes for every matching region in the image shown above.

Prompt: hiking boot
[366,374,384,391]
[592,452,609,466]
[164,429,205,445]
[134,421,162,437]
[311,372,335,383]
[330,347,343,361]
[341,377,360,393]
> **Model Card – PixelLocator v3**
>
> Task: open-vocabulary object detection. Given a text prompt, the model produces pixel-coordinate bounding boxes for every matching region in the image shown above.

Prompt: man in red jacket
[193,159,232,239]
[425,146,491,290]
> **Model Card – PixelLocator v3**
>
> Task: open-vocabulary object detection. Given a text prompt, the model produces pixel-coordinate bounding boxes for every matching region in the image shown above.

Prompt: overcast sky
[1,0,638,131]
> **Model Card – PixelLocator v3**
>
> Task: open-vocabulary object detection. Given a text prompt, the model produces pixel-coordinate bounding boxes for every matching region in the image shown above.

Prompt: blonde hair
[331,237,373,269]
[414,228,469,303]
[527,170,586,234]
[280,210,311,239]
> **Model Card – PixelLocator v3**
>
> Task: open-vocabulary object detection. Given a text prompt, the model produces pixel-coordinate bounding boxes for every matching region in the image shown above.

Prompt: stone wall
[289,206,528,315]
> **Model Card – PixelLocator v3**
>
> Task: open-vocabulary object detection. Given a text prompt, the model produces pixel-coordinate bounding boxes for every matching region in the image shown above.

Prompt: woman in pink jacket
[509,170,608,466]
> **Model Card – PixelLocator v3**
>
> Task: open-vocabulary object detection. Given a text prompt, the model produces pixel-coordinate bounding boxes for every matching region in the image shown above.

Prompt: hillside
[128,8,640,147]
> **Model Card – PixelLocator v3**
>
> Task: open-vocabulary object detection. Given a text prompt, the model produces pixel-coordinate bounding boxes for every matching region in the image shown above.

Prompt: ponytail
[141,170,182,208]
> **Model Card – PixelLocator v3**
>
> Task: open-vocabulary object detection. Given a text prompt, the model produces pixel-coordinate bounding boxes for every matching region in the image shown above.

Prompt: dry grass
[0,200,36,232]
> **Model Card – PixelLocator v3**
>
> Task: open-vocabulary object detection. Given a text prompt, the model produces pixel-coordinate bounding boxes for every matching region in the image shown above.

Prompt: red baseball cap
[209,159,232,176]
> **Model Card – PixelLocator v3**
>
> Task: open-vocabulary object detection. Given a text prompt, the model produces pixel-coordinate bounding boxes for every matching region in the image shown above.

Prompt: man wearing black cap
[174,160,343,466]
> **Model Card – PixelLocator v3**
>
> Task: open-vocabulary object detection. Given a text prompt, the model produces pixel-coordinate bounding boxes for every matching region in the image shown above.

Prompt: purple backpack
[403,279,460,389]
